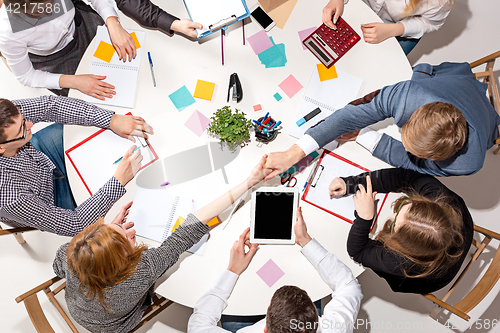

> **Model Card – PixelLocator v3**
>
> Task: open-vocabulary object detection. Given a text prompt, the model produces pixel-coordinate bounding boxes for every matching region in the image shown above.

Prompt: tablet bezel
[250,187,299,245]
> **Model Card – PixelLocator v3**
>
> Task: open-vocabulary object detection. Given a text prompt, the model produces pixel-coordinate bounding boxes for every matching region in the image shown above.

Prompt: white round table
[67,0,412,315]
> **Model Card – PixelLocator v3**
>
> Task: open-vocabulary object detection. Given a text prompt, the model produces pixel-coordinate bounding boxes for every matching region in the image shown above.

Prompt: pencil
[221,30,224,66]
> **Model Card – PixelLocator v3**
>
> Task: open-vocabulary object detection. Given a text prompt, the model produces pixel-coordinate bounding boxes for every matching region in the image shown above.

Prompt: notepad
[65,122,158,196]
[193,80,216,101]
[317,63,337,81]
[85,26,145,108]
[127,187,208,255]
[289,66,362,139]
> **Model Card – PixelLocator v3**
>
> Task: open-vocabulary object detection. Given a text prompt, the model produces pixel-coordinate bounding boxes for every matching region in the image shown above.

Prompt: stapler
[227,73,243,103]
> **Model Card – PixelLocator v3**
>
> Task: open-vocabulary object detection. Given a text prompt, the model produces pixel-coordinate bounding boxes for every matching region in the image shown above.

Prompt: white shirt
[0,0,117,89]
[361,0,452,39]
[188,239,363,333]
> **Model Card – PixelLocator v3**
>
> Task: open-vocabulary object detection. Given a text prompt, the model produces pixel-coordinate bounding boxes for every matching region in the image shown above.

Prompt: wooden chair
[422,225,500,321]
[470,50,500,154]
[15,276,174,333]
[0,224,37,244]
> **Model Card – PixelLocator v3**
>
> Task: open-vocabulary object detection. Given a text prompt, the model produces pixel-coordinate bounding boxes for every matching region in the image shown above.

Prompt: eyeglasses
[0,106,26,145]
[390,199,410,235]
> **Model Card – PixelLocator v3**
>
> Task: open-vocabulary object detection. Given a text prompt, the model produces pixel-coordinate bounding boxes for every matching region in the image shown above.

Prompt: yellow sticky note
[317,63,338,81]
[207,216,221,227]
[93,41,115,63]
[130,32,141,49]
[193,80,216,101]
[171,216,186,233]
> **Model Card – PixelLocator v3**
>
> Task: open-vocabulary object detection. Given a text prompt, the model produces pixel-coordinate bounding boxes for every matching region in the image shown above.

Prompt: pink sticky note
[247,30,273,55]
[278,75,303,99]
[184,110,211,137]
[298,27,317,50]
[296,155,314,174]
[256,259,285,287]
[253,104,262,111]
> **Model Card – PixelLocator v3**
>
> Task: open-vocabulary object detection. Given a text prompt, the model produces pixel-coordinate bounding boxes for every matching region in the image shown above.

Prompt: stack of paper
[247,30,287,68]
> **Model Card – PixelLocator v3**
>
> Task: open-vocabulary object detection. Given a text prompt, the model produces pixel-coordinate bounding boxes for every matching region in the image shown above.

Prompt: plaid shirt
[0,96,126,236]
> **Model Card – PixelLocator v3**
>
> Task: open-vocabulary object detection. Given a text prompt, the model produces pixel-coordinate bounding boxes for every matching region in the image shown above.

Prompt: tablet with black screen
[250,187,299,244]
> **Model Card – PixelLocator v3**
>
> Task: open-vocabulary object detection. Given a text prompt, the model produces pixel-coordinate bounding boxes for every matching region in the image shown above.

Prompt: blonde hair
[375,194,464,278]
[66,219,148,311]
[402,0,454,17]
[401,102,467,161]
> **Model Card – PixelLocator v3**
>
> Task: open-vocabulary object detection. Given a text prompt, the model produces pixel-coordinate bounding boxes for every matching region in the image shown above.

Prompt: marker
[148,52,156,87]
[296,108,321,127]
[160,181,170,186]
[253,119,270,128]
[259,113,270,130]
[269,120,282,130]
[113,146,140,164]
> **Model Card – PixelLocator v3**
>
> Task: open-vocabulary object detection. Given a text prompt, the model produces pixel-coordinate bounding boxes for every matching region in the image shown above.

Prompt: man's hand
[111,201,133,225]
[329,177,346,197]
[247,155,273,187]
[106,17,137,62]
[323,0,345,29]
[264,145,306,181]
[294,207,312,247]
[352,176,377,220]
[361,22,404,44]
[109,114,154,142]
[337,129,360,142]
[227,227,259,275]
[114,145,143,186]
[171,19,202,38]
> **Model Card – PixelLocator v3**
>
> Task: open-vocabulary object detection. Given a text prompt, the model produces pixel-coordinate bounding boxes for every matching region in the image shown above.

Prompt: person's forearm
[392,22,405,37]
[59,75,76,89]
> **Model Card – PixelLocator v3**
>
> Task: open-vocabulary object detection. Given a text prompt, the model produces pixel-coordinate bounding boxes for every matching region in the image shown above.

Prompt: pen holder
[254,117,278,143]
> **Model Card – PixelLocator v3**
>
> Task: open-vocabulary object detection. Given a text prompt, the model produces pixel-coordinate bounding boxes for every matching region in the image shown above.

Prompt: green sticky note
[169,85,195,112]
[274,93,282,101]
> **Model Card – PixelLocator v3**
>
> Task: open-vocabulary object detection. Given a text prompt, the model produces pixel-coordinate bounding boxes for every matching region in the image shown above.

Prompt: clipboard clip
[209,15,238,32]
[227,73,243,103]
[309,165,324,188]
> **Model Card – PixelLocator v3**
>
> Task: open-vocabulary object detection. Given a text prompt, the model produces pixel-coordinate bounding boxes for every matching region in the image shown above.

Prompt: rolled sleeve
[355,127,382,153]
[296,134,320,156]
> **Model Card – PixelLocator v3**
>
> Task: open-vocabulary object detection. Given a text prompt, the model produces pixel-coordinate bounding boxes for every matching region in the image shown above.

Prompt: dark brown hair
[401,102,467,161]
[66,219,148,311]
[375,194,464,278]
[0,98,21,143]
[266,285,318,333]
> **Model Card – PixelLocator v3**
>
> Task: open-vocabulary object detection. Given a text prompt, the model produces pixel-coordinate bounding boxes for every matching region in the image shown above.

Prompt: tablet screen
[254,191,294,240]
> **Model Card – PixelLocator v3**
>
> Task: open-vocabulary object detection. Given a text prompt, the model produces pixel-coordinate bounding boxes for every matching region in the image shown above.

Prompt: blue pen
[262,112,269,122]
[113,146,140,164]
[302,181,308,192]
[269,120,282,130]
[148,52,156,87]
[253,119,270,128]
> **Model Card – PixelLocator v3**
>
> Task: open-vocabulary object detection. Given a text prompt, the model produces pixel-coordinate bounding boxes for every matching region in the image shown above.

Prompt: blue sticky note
[259,43,287,68]
[169,85,195,112]
[274,93,282,101]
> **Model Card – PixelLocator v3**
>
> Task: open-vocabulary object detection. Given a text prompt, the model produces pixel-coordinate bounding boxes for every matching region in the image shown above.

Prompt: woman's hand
[60,74,115,100]
[361,22,404,44]
[248,155,273,187]
[329,177,346,197]
[323,0,345,29]
[111,201,133,225]
[171,19,202,38]
[106,17,136,62]
[352,176,377,220]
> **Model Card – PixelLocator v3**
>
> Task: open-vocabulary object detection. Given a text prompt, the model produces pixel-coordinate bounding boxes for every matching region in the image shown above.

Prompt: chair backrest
[470,50,500,154]
[16,275,174,332]
[422,224,500,322]
[0,224,37,244]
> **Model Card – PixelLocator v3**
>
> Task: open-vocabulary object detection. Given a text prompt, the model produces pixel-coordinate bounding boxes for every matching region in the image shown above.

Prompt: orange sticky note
[171,216,186,233]
[93,41,115,63]
[193,80,216,101]
[130,32,141,49]
[317,64,338,81]
[207,216,221,227]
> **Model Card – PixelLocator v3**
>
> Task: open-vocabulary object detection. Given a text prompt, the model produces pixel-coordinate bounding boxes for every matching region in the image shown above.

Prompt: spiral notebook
[289,66,363,139]
[85,26,145,108]
[128,187,208,255]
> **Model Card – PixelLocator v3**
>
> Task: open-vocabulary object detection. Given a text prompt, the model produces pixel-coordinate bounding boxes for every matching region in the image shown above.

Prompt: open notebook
[289,66,363,139]
[127,187,208,256]
[85,26,145,108]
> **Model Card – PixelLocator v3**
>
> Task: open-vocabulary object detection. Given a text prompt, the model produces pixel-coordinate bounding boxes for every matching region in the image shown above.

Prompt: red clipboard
[65,112,159,196]
[302,150,388,231]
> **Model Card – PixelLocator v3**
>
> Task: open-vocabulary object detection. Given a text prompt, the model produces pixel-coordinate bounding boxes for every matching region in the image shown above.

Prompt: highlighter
[296,108,321,127]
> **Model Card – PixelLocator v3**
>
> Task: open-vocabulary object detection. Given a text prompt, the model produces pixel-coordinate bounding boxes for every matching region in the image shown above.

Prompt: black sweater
[343,168,473,294]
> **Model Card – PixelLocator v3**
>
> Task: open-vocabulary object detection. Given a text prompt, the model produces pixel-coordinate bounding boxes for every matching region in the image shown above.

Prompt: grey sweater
[53,214,209,333]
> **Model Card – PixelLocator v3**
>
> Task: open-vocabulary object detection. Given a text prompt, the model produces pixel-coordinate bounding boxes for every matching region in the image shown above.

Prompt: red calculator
[303,18,360,68]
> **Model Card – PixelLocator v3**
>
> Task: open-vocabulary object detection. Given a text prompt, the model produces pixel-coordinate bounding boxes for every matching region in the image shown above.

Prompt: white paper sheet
[289,67,363,139]
[303,152,386,223]
[66,129,157,195]
[85,26,145,108]
[128,187,208,255]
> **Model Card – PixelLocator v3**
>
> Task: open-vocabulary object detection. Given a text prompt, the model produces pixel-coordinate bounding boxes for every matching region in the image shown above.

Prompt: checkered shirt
[0,95,126,236]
